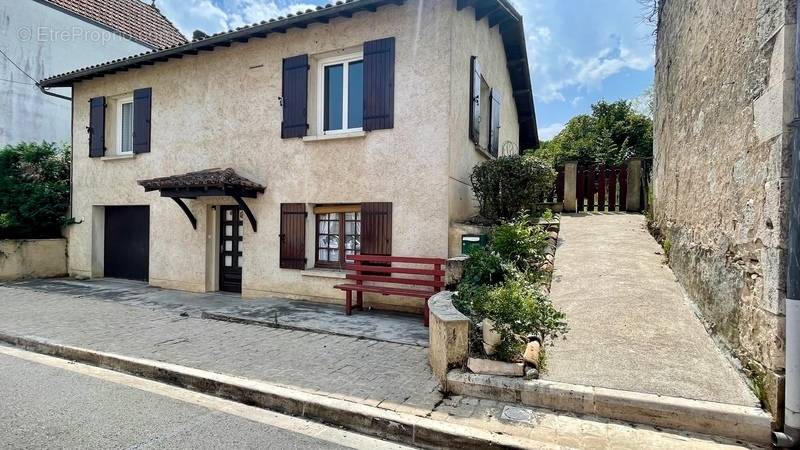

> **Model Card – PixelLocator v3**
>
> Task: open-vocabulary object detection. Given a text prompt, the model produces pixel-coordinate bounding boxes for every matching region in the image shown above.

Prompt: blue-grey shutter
[469,56,481,145]
[281,54,309,139]
[88,96,106,158]
[133,87,152,154]
[363,37,395,131]
[489,89,502,157]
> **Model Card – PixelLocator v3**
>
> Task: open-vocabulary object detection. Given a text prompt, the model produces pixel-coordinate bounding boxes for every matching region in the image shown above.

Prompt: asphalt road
[0,347,413,450]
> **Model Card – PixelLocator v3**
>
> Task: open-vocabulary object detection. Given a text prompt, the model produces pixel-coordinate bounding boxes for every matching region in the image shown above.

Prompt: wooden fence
[576,164,628,212]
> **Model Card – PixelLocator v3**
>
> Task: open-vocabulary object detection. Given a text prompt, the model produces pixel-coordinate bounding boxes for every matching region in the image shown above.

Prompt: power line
[0,47,40,85]
[0,77,36,86]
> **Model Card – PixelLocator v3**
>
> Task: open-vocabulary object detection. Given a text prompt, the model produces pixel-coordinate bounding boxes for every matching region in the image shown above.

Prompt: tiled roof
[39,0,538,149]
[43,0,187,49]
[138,168,266,193]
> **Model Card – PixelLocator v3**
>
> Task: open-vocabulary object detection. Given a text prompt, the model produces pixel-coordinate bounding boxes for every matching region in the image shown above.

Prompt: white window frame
[115,95,134,155]
[316,52,364,135]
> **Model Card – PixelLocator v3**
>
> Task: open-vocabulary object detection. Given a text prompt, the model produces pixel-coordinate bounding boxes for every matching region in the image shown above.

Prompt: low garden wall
[428,291,470,389]
[0,239,67,281]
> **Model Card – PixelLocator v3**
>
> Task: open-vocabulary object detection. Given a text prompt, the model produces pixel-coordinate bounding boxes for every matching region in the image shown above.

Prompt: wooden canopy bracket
[232,195,258,232]
[172,197,197,229]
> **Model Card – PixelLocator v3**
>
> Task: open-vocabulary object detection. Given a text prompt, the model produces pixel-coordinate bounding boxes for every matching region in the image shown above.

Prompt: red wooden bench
[334,255,446,327]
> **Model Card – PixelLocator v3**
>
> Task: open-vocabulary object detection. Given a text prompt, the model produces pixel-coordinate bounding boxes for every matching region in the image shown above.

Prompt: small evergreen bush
[470,155,555,222]
[0,142,71,239]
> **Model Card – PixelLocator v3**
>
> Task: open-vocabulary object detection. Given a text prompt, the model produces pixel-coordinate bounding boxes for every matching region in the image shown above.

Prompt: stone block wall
[653,0,796,418]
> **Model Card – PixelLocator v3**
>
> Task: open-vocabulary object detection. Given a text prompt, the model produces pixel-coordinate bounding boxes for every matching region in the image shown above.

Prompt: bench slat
[347,255,446,265]
[333,283,433,298]
[344,264,445,276]
[345,273,444,288]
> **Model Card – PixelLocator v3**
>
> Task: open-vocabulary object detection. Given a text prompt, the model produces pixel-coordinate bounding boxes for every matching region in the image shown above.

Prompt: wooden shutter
[88,96,106,157]
[281,54,309,139]
[363,37,395,131]
[469,56,481,145]
[361,202,392,256]
[280,203,307,269]
[489,89,502,157]
[132,87,152,154]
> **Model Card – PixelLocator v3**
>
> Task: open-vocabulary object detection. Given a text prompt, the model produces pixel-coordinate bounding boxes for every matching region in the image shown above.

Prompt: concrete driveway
[545,213,759,407]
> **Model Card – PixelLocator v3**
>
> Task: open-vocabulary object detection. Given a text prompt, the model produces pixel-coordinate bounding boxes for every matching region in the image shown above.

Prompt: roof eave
[39,0,406,88]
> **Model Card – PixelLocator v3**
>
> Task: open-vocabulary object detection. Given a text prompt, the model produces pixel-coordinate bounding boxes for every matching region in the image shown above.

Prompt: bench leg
[356,291,363,311]
[345,290,352,316]
[424,298,430,327]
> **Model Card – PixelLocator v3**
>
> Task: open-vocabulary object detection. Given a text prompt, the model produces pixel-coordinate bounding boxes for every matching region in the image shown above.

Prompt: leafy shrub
[0,142,70,239]
[471,279,568,362]
[491,215,550,275]
[470,155,555,222]
[460,247,509,287]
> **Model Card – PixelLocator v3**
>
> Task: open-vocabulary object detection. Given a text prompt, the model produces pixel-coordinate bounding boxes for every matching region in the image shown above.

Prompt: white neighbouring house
[0,0,186,145]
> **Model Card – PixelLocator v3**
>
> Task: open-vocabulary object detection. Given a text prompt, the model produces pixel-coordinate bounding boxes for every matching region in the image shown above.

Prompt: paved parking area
[546,213,759,406]
[0,285,441,415]
[7,278,428,347]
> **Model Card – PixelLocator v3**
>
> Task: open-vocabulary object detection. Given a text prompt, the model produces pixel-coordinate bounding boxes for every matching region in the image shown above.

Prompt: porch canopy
[138,168,266,231]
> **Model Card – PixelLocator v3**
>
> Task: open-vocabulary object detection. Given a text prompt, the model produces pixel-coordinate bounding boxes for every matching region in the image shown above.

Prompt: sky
[154,0,656,141]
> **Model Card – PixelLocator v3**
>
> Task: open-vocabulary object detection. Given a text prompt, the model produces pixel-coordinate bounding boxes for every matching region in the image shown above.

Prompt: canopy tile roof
[42,0,187,49]
[138,168,266,193]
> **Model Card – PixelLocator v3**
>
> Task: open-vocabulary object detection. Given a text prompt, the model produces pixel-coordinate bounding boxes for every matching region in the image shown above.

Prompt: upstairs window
[116,96,134,154]
[318,54,364,134]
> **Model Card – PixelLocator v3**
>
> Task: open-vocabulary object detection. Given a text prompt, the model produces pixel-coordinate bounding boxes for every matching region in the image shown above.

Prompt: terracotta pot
[482,318,501,355]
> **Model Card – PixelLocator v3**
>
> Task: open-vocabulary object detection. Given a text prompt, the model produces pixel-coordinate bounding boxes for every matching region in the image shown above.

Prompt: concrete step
[447,370,773,446]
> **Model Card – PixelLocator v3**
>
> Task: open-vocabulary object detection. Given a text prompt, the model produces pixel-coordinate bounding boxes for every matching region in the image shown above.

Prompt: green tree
[534,99,653,166]
[0,142,71,239]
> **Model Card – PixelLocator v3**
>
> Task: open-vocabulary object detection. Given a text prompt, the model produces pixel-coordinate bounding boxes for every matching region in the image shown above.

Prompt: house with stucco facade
[1,0,186,146]
[38,0,538,314]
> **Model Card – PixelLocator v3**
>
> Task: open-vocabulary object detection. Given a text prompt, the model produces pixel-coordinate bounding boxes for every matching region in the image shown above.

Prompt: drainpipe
[774,1,800,447]
[37,83,71,101]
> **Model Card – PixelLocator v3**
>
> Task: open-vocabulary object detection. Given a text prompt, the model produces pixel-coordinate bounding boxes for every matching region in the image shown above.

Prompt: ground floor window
[315,205,361,268]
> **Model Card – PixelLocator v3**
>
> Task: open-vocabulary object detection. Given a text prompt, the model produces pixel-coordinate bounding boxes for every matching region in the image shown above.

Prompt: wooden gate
[576,164,628,212]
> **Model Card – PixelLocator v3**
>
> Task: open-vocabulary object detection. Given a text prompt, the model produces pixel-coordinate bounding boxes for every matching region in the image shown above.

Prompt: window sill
[302,268,348,279]
[101,154,135,161]
[303,131,366,142]
[473,144,495,160]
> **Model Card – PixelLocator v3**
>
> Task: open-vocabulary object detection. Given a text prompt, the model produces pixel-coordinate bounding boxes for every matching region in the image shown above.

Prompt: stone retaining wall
[653,0,795,417]
[0,239,67,281]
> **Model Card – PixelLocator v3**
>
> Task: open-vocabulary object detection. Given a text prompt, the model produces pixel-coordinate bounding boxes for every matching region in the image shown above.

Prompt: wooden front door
[219,206,243,293]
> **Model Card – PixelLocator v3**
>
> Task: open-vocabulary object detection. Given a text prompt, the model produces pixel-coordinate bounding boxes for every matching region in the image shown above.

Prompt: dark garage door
[104,206,150,281]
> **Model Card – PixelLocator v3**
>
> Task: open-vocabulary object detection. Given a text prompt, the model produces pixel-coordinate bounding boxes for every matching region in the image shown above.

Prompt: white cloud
[156,0,319,37]
[571,96,583,107]
[539,122,566,141]
[515,1,655,106]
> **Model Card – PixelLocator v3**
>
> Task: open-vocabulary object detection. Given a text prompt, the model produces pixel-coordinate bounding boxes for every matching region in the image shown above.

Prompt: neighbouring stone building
[653,0,795,418]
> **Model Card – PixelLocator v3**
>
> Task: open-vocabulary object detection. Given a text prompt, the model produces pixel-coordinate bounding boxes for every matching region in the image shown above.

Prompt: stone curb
[0,332,554,450]
[446,370,773,446]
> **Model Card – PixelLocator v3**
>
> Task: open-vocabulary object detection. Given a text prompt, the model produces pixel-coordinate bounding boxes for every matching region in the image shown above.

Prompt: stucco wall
[0,0,149,146]
[446,6,521,228]
[68,1,469,312]
[653,0,795,415]
[0,239,67,281]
